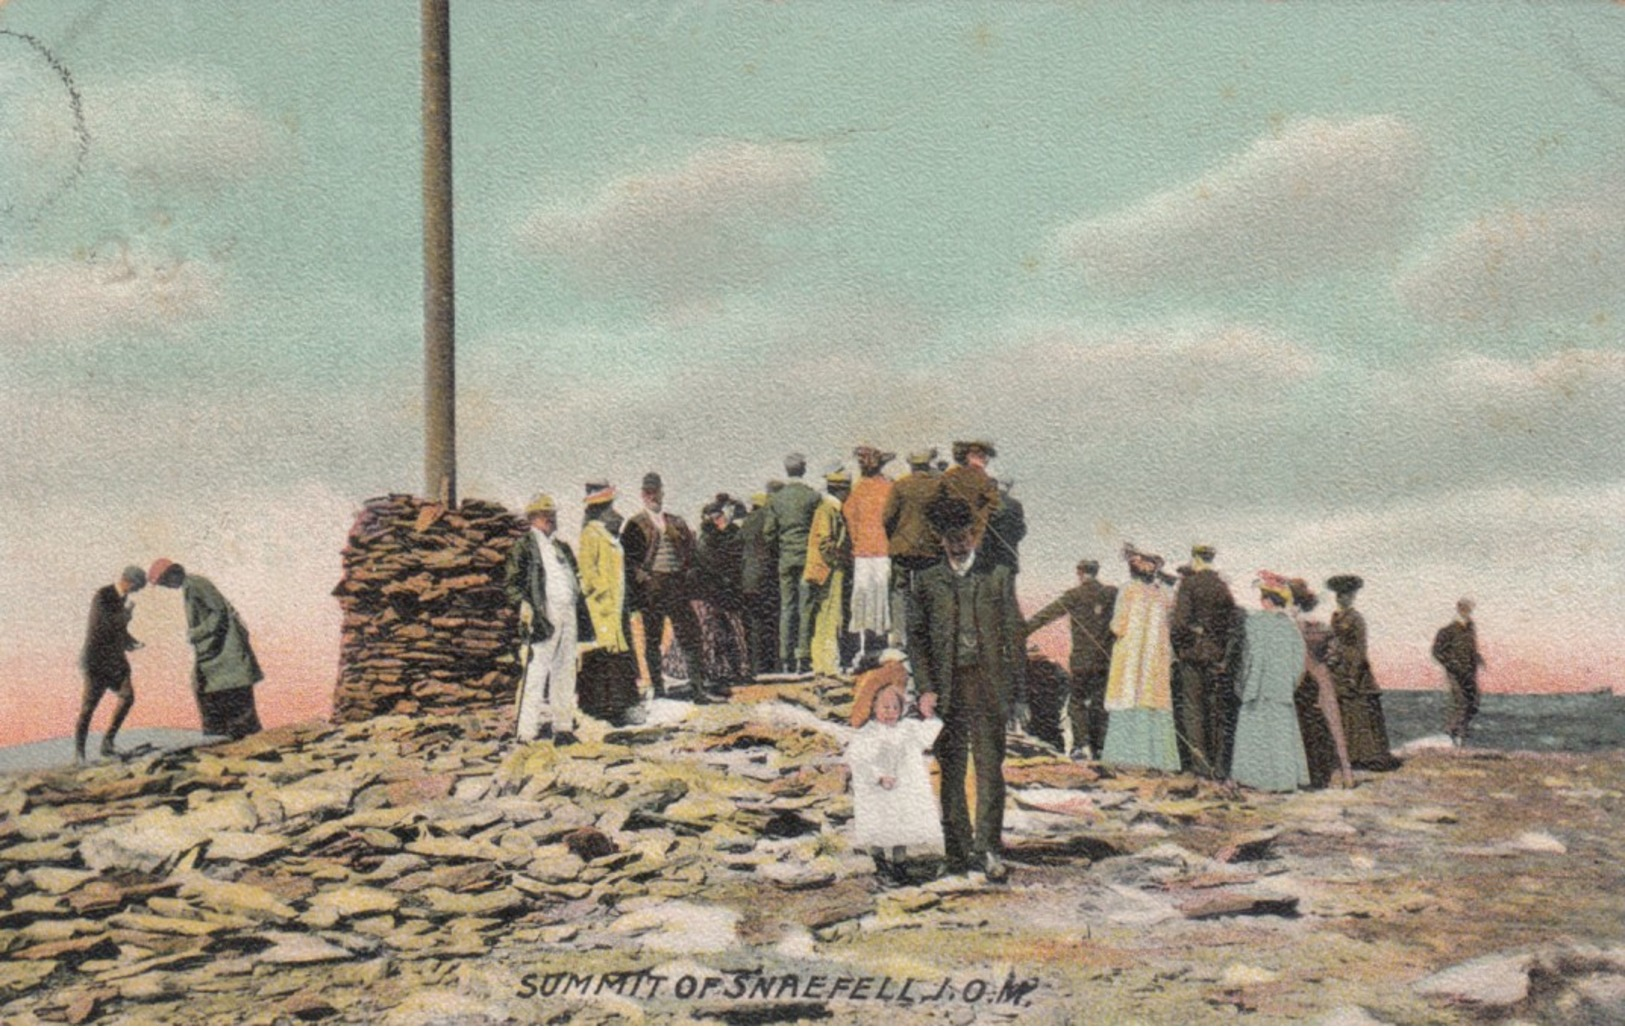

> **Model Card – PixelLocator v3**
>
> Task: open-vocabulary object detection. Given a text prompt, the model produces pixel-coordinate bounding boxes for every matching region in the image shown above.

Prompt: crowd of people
[500,438,1489,886]
[75,437,1488,889]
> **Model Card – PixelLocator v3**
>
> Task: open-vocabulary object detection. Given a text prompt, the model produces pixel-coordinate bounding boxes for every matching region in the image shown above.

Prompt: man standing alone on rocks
[1171,544,1237,779]
[504,494,594,744]
[763,453,822,675]
[1432,598,1485,747]
[76,565,147,763]
[149,558,264,741]
[1025,559,1116,761]
[907,495,1028,883]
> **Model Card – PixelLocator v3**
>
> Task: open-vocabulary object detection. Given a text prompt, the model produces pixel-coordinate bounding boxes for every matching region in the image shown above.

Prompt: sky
[2,2,1623,747]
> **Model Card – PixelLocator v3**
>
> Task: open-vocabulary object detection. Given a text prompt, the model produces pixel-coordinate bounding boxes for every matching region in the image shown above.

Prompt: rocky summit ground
[2,679,1623,1026]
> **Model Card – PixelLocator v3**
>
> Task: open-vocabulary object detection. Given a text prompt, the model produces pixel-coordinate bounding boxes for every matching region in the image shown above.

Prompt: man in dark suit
[619,473,717,701]
[76,565,147,764]
[1025,558,1117,760]
[763,453,822,675]
[907,495,1028,883]
[1170,544,1237,778]
[1432,598,1485,747]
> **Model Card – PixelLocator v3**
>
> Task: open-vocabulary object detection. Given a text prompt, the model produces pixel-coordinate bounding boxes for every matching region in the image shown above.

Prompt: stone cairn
[332,494,526,721]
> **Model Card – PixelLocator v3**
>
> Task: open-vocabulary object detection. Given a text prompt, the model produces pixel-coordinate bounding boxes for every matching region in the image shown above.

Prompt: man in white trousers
[503,493,594,745]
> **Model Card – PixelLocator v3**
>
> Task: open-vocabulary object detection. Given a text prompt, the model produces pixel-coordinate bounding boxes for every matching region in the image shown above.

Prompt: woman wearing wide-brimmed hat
[1326,575,1399,770]
[576,483,640,725]
[1229,572,1311,792]
[1099,545,1180,773]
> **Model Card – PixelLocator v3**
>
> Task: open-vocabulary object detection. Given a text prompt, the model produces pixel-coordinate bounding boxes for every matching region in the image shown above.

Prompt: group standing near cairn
[74,437,1484,897]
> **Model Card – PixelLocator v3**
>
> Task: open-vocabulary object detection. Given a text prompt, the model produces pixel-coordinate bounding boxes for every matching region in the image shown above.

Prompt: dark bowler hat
[1325,574,1364,595]
[1077,559,1100,575]
[641,472,663,492]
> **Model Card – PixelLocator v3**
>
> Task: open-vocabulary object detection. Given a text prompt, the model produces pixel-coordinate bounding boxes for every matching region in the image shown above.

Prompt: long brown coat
[939,465,1001,546]
[882,470,943,563]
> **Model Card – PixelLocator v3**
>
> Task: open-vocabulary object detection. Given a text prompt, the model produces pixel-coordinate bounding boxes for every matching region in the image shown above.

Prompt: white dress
[846,717,945,851]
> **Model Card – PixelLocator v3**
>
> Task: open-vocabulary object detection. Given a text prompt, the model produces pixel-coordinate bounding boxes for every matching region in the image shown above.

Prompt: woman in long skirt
[1100,546,1181,772]
[1230,573,1310,792]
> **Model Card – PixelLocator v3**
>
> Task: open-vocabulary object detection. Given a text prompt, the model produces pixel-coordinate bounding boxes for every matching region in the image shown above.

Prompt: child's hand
[878,776,896,790]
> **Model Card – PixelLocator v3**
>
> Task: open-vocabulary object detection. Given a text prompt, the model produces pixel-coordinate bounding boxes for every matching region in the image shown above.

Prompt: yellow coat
[578,519,629,653]
[1104,579,1174,711]
[803,498,847,586]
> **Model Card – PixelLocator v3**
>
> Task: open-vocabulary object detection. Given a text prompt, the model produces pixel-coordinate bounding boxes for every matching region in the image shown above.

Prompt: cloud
[0,245,223,346]
[1055,116,1427,292]
[1347,348,1625,498]
[517,140,828,307]
[1396,189,1625,326]
[22,69,292,191]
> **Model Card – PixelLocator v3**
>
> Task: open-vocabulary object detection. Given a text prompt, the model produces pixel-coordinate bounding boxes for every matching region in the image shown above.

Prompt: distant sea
[1382,689,1623,753]
[0,691,1617,777]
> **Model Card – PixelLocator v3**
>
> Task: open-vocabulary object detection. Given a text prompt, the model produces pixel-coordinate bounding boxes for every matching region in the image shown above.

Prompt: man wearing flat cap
[620,473,715,701]
[1170,544,1237,779]
[1431,597,1484,748]
[940,440,1002,550]
[907,494,1028,883]
[763,453,823,675]
[1026,559,1117,760]
[149,558,264,741]
[1326,575,1398,770]
[75,566,147,763]
[505,493,596,743]
[882,448,944,646]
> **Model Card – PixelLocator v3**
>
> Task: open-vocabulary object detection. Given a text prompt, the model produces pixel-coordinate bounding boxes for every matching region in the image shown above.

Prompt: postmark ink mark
[0,28,90,238]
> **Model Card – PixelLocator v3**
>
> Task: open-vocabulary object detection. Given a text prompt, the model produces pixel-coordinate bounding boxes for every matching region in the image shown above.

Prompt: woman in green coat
[150,559,264,740]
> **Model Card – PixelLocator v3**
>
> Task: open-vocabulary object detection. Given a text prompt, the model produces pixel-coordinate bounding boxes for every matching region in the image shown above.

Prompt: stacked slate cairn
[332,494,526,721]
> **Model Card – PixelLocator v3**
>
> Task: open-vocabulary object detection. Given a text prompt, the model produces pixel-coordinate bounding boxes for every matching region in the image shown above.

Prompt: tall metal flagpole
[422,0,456,505]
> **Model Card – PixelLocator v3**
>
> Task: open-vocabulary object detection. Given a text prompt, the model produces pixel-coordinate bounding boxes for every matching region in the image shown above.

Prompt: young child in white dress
[846,664,944,888]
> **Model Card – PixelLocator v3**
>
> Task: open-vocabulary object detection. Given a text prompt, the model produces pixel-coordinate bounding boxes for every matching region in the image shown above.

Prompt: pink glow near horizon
[3,588,1606,750]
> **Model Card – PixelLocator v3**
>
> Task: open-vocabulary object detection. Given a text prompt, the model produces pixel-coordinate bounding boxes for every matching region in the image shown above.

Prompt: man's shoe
[795,657,812,676]
[981,853,1009,884]
[874,859,905,889]
[552,730,579,747]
